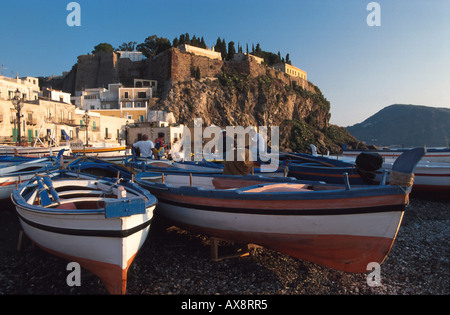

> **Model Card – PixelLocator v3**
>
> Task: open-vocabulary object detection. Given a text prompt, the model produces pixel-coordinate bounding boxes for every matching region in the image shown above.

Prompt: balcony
[26,118,38,126]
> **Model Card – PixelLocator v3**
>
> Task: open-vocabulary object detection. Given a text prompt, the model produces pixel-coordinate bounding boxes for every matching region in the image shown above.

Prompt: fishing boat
[11,170,157,294]
[135,148,424,273]
[69,141,128,158]
[342,146,450,163]
[126,157,287,177]
[378,160,450,201]
[286,149,450,201]
[285,151,378,185]
[0,152,64,200]
[65,156,136,180]
[0,145,71,157]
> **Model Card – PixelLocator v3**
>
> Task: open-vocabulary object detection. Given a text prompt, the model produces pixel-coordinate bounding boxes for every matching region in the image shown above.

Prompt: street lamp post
[125,120,129,146]
[11,89,23,146]
[83,110,91,147]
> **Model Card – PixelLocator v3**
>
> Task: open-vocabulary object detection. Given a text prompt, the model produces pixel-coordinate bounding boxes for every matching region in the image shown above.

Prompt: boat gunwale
[134,172,408,202]
[12,170,157,216]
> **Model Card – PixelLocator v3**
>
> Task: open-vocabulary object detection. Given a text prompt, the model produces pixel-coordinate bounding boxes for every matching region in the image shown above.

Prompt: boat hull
[141,177,408,273]
[14,203,154,294]
[12,172,157,294]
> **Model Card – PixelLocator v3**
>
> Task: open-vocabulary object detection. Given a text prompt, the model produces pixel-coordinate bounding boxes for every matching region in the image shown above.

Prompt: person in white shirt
[132,134,158,159]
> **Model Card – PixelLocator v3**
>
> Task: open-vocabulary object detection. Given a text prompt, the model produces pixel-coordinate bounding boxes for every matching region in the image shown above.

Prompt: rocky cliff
[155,69,362,154]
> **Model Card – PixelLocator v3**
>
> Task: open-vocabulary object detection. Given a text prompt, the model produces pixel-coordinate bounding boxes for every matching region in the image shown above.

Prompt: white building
[71,83,122,110]
[178,44,222,60]
[0,75,40,101]
[42,88,71,104]
[116,51,146,62]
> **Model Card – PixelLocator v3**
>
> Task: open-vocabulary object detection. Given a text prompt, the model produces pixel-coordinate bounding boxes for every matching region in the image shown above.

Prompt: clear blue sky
[1,0,449,126]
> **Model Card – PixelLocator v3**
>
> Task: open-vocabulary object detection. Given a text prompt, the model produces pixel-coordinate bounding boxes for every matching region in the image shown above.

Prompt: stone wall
[48,47,315,96]
[74,53,120,92]
[170,48,223,82]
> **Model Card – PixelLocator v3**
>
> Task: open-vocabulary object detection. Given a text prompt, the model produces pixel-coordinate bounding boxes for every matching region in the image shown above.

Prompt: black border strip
[17,212,152,238]
[157,197,405,216]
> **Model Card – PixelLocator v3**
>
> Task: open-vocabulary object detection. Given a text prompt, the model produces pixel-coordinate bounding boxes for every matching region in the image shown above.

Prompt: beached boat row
[7,146,442,294]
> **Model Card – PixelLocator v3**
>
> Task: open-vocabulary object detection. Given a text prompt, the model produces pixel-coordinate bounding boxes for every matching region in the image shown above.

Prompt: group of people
[132,132,166,160]
[132,129,267,176]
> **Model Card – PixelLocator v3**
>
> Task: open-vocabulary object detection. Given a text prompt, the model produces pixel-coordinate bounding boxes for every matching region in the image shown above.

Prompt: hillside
[42,46,364,154]
[346,104,450,147]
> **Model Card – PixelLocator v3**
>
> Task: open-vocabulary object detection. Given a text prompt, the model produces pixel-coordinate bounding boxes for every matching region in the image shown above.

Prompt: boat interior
[21,176,143,210]
[138,173,348,192]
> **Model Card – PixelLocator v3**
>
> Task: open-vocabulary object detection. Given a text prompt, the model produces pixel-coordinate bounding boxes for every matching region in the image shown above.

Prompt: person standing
[132,134,158,159]
[154,132,166,159]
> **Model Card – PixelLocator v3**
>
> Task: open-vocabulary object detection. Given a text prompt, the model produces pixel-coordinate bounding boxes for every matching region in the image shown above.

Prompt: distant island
[346,104,450,147]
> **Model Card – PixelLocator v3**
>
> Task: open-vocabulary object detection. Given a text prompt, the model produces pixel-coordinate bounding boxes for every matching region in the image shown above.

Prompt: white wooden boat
[0,156,61,200]
[342,147,450,163]
[285,149,450,201]
[11,170,157,294]
[135,148,424,273]
[377,160,450,201]
[0,145,71,157]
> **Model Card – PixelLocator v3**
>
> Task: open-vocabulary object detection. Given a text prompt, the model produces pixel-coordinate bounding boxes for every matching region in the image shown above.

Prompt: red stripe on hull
[30,238,135,294]
[154,191,407,211]
[178,223,400,273]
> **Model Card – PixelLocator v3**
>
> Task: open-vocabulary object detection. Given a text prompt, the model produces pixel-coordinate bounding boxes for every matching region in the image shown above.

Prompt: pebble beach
[0,197,448,296]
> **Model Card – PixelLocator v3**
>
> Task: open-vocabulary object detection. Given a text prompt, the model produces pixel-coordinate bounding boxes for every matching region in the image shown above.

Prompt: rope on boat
[389,171,415,187]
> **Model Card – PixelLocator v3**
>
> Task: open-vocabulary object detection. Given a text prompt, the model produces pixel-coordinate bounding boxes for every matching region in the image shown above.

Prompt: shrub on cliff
[92,43,114,54]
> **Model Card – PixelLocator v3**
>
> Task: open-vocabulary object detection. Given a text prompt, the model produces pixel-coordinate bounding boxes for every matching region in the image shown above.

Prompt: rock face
[156,71,362,153]
[42,48,363,153]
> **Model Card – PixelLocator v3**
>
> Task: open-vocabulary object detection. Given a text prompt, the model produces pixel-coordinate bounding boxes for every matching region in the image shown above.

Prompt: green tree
[227,41,236,60]
[200,37,206,48]
[286,53,291,65]
[254,43,263,57]
[92,43,114,54]
[215,37,227,60]
[136,35,171,58]
[117,41,137,51]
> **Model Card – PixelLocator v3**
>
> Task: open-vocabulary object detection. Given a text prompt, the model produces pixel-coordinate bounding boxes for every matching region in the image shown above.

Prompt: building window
[124,91,129,98]
[137,91,146,98]
[139,115,144,122]
[126,102,132,108]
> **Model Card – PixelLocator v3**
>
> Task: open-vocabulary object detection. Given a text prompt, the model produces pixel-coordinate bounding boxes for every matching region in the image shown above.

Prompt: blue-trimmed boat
[342,145,450,163]
[135,148,424,273]
[284,151,382,185]
[0,150,65,200]
[125,157,287,177]
[65,156,136,180]
[12,170,157,294]
[285,148,450,201]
